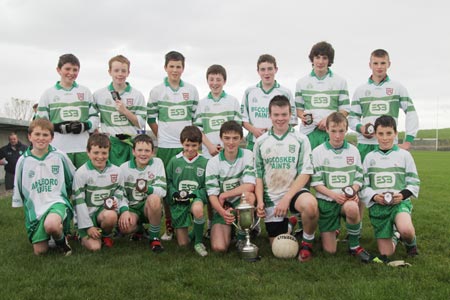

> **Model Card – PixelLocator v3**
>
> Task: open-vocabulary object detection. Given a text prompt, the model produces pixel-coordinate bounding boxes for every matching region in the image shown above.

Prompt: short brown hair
[180,126,202,144]
[206,64,227,81]
[57,54,80,69]
[87,133,110,151]
[309,41,335,66]
[28,119,54,137]
[257,54,277,70]
[108,55,130,71]
[326,112,348,129]
[133,134,154,150]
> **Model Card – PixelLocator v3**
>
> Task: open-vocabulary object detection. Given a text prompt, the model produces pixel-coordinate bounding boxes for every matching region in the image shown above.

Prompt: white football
[272,234,299,259]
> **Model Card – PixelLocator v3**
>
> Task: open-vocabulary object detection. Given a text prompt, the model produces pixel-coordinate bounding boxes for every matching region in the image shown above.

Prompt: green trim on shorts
[211,200,240,226]
[317,199,342,233]
[170,198,203,229]
[30,203,70,244]
[307,128,329,150]
[128,201,148,224]
[67,152,89,169]
[369,200,413,239]
[357,144,377,162]
[78,207,105,239]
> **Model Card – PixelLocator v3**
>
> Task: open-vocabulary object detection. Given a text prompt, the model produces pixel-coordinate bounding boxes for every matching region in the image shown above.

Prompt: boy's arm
[147,88,159,136]
[72,171,94,229]
[337,79,351,116]
[36,90,50,120]
[86,90,99,133]
[115,100,140,128]
[150,159,167,199]
[12,156,25,208]
[399,85,419,150]
[348,90,363,133]
[287,89,298,126]
[403,151,420,198]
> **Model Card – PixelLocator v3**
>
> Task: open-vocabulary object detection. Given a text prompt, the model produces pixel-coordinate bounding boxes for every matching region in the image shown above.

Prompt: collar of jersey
[23,145,56,160]
[176,151,202,163]
[310,68,332,80]
[55,81,78,91]
[164,77,185,91]
[130,157,154,170]
[269,125,293,140]
[375,144,399,154]
[108,82,131,93]
[86,159,112,172]
[368,75,390,86]
[324,140,349,152]
[207,91,226,101]
[257,80,280,95]
[219,147,243,162]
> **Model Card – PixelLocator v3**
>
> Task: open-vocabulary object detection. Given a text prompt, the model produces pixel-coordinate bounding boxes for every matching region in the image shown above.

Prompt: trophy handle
[251,216,261,230]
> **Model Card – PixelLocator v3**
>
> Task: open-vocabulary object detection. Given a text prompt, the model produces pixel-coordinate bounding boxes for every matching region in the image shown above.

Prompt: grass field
[1,151,449,300]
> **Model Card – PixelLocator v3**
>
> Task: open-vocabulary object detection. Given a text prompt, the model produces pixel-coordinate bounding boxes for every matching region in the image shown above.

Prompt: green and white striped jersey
[73,160,124,229]
[311,141,363,202]
[295,70,350,135]
[166,152,207,203]
[93,83,147,136]
[360,145,420,208]
[254,126,313,209]
[38,81,99,153]
[12,146,75,230]
[349,76,419,145]
[194,91,242,159]
[241,81,298,144]
[205,148,256,204]
[147,78,199,148]
[119,157,167,212]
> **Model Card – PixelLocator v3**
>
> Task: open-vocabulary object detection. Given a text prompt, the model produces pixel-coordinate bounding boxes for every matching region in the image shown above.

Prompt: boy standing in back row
[147,51,200,240]
[241,54,297,150]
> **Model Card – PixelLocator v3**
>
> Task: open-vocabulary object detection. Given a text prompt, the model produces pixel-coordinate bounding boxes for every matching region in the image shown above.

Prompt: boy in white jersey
[349,49,419,161]
[295,41,350,150]
[254,95,318,262]
[205,121,256,252]
[241,54,297,150]
[311,112,373,262]
[13,119,75,256]
[37,54,99,168]
[361,115,420,259]
[147,51,200,241]
[73,133,124,251]
[166,126,208,256]
[194,64,242,238]
[118,134,166,253]
[93,55,147,166]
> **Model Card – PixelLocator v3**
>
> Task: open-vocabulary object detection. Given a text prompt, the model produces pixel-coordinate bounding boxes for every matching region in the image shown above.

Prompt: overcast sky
[1,0,449,130]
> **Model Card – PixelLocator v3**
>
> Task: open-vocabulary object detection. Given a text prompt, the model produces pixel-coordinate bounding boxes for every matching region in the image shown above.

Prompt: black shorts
[265,218,288,238]
[289,188,311,214]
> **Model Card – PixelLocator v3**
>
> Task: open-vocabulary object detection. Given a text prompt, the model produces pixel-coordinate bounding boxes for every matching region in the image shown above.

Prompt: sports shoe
[298,241,313,262]
[102,236,114,248]
[56,236,72,256]
[150,238,164,253]
[194,243,208,257]
[48,237,57,249]
[161,226,174,241]
[350,246,372,263]
[406,245,419,257]
[203,228,211,239]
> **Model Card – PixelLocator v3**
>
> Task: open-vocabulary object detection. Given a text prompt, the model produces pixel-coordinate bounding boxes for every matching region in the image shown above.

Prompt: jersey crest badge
[289,144,296,153]
[110,174,118,183]
[346,156,354,165]
[182,93,189,100]
[196,167,205,177]
[28,170,35,178]
[127,98,133,106]
[77,93,85,101]
[51,165,60,175]
[175,167,182,174]
[386,88,393,96]
[148,172,155,180]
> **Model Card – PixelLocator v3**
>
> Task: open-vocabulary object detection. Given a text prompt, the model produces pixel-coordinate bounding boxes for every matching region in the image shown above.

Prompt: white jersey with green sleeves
[93,83,147,136]
[119,157,167,212]
[241,81,298,144]
[205,148,256,204]
[295,70,350,135]
[12,146,75,226]
[194,91,242,159]
[349,76,419,145]
[360,145,420,208]
[311,141,363,202]
[73,160,124,229]
[37,81,99,153]
[147,78,199,148]
[254,126,313,211]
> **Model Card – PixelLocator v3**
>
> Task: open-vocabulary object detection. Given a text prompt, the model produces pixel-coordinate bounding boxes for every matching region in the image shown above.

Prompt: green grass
[1,151,450,300]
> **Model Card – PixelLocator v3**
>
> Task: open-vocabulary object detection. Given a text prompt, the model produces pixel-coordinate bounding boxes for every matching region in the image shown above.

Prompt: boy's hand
[253,127,268,138]
[274,197,289,218]
[256,203,266,218]
[119,211,132,232]
[361,124,375,139]
[317,119,327,131]
[207,144,220,156]
[87,227,102,239]
[222,208,235,225]
[68,121,89,134]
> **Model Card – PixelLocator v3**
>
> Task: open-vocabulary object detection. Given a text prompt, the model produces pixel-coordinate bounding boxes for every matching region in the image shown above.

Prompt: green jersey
[73,160,124,229]
[166,152,207,204]
[119,157,167,212]
[93,83,147,136]
[311,141,363,202]
[361,145,420,208]
[12,146,75,231]
[37,81,99,153]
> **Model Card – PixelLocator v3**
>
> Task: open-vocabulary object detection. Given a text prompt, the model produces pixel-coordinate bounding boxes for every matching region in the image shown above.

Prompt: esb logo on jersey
[60,107,81,121]
[374,172,395,188]
[311,93,331,108]
[369,101,389,115]
[169,105,188,120]
[111,112,129,126]
[329,172,350,188]
[209,116,227,130]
